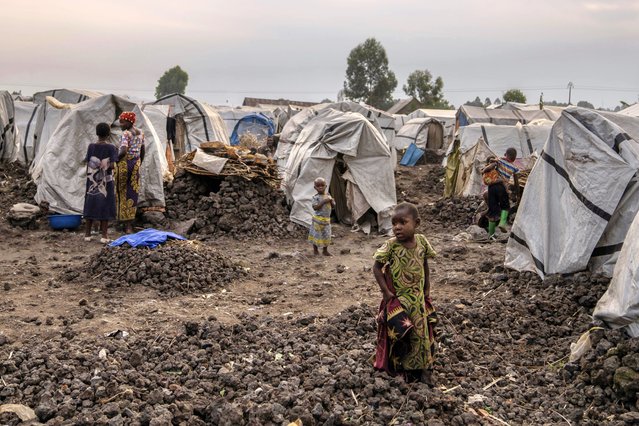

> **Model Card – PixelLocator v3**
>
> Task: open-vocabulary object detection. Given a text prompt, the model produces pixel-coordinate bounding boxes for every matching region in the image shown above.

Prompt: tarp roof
[33,89,102,104]
[457,105,560,126]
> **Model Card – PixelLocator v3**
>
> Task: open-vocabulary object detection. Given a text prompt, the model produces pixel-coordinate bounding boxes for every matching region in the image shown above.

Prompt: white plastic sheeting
[214,106,276,134]
[153,94,229,150]
[452,121,553,160]
[284,109,396,230]
[33,89,102,105]
[594,211,639,337]
[275,101,396,172]
[34,95,168,214]
[394,118,444,150]
[14,101,40,165]
[0,91,19,163]
[30,99,71,173]
[408,109,456,144]
[505,108,639,278]
[457,105,560,126]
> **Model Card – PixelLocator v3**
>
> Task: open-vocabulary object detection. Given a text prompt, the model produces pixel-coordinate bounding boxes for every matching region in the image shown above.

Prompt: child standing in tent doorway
[308,177,335,255]
[372,202,438,384]
[83,123,118,243]
[482,148,519,237]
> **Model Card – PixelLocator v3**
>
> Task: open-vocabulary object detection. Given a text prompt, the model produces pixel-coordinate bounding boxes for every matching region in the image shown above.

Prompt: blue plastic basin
[48,214,82,230]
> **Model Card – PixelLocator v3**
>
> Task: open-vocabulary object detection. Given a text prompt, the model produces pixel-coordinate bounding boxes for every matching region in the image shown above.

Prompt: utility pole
[567,82,574,105]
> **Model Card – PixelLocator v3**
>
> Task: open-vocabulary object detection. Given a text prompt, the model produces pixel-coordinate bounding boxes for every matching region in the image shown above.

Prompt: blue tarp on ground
[400,143,425,166]
[109,228,187,249]
[230,113,275,146]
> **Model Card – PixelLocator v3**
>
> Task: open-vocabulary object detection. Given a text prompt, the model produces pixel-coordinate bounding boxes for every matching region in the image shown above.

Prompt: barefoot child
[308,177,335,256]
[83,123,118,243]
[373,202,437,384]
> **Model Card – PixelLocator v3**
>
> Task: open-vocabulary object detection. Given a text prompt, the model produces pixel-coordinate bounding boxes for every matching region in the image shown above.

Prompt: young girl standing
[308,177,335,256]
[83,123,118,243]
[373,202,437,384]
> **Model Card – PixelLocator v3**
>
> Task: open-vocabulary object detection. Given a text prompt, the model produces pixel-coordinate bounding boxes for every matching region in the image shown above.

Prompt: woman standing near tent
[115,111,145,233]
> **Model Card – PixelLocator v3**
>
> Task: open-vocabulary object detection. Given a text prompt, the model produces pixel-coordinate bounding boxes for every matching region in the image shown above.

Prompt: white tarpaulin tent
[0,91,19,163]
[275,101,396,171]
[214,106,276,134]
[33,89,102,105]
[284,108,396,232]
[408,109,456,144]
[594,211,639,337]
[30,97,73,169]
[14,101,40,165]
[153,94,229,155]
[505,107,639,278]
[457,105,561,127]
[34,95,168,214]
[452,121,553,160]
[394,117,445,150]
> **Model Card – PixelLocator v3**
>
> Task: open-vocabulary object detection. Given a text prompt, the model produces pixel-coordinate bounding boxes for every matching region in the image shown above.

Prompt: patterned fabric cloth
[83,143,118,221]
[308,193,332,247]
[374,234,437,372]
[115,130,145,222]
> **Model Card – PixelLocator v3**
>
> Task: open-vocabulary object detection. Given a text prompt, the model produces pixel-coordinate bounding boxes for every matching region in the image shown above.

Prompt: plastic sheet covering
[14,101,40,165]
[109,228,186,248]
[594,211,639,336]
[0,91,19,163]
[33,95,168,214]
[191,148,228,174]
[505,108,639,278]
[284,109,396,229]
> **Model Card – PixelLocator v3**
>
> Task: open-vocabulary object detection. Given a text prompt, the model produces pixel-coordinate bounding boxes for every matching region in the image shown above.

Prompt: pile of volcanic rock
[0,163,37,217]
[419,196,484,230]
[164,170,304,240]
[66,240,247,296]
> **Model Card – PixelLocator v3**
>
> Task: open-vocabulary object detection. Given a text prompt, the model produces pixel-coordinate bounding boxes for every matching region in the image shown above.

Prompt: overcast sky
[2,0,638,109]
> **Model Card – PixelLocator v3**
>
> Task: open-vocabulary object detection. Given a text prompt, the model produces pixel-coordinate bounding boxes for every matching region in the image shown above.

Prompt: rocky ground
[0,163,637,425]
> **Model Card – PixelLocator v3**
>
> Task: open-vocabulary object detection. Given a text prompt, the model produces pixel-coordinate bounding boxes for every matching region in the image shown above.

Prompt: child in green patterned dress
[373,202,437,384]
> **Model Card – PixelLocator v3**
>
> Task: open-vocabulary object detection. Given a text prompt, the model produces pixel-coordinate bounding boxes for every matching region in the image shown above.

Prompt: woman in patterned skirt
[115,111,145,234]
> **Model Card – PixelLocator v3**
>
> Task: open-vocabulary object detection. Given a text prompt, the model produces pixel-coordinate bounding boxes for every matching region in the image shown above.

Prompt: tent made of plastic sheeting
[394,118,445,151]
[33,89,102,105]
[284,109,396,233]
[594,211,639,337]
[34,95,168,215]
[14,101,40,164]
[0,91,19,163]
[30,97,73,170]
[444,137,534,197]
[456,105,560,128]
[275,101,396,171]
[505,107,639,279]
[153,94,229,157]
[214,106,276,135]
[408,109,456,145]
[230,113,275,146]
[450,121,553,161]
[619,103,639,117]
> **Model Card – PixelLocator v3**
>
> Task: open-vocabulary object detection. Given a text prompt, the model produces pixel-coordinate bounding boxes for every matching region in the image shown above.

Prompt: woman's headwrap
[119,111,136,124]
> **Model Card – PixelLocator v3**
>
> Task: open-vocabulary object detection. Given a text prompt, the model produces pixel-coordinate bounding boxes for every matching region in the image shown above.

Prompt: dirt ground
[1,163,634,425]
[0,164,488,341]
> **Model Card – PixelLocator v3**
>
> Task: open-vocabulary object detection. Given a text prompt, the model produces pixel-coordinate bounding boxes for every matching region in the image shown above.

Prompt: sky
[2,0,638,109]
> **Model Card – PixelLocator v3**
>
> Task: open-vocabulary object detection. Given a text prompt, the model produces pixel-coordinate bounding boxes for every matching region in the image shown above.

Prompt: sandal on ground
[84,236,92,242]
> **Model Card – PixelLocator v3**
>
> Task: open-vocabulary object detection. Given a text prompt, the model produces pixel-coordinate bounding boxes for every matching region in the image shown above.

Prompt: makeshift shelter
[153,94,229,157]
[394,117,445,150]
[214,106,277,134]
[619,103,639,117]
[0,91,19,162]
[275,101,396,171]
[284,109,396,233]
[408,109,457,145]
[33,88,102,105]
[505,107,639,278]
[229,113,275,147]
[456,105,560,128]
[33,95,168,214]
[14,100,40,164]
[30,97,73,170]
[387,97,422,115]
[594,210,639,337]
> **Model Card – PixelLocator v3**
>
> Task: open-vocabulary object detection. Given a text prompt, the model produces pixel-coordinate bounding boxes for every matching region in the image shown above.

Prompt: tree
[320,98,333,104]
[494,98,501,105]
[484,97,492,107]
[155,66,189,99]
[577,100,594,109]
[402,69,452,109]
[503,89,526,104]
[343,38,397,109]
